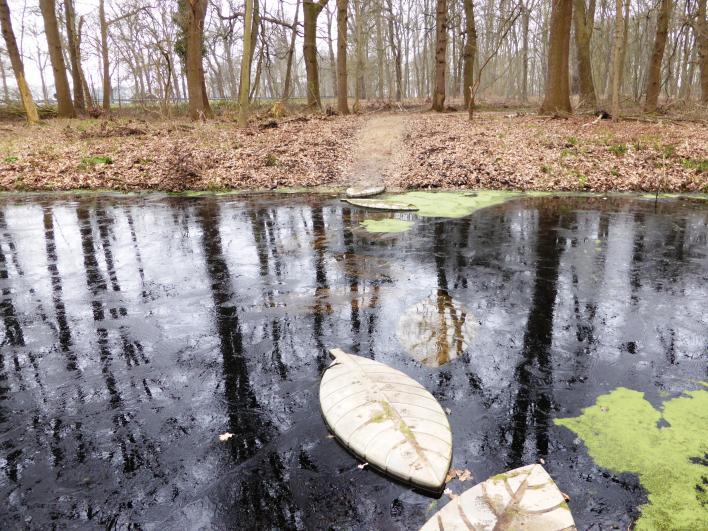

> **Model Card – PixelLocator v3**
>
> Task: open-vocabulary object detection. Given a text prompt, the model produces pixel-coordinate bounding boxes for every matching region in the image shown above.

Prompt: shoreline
[1,112,706,194]
[0,187,706,201]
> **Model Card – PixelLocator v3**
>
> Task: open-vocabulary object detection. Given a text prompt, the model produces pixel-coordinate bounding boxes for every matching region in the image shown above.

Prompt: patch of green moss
[560,148,575,158]
[385,191,523,219]
[81,155,113,166]
[608,143,628,157]
[661,144,676,158]
[79,155,113,171]
[638,193,708,201]
[360,218,414,233]
[681,158,708,173]
[264,154,280,167]
[275,186,310,194]
[555,385,708,530]
[4,156,18,163]
[169,190,242,197]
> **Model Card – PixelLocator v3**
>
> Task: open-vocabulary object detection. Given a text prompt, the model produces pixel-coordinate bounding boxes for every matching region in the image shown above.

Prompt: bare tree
[696,0,707,102]
[337,0,350,113]
[573,0,597,109]
[611,0,624,119]
[304,0,328,109]
[39,0,75,117]
[0,0,39,122]
[183,0,212,120]
[644,0,672,112]
[239,0,254,126]
[64,0,85,112]
[432,0,447,111]
[540,0,573,114]
[462,0,477,109]
[282,0,300,102]
[99,0,110,110]
[0,52,8,103]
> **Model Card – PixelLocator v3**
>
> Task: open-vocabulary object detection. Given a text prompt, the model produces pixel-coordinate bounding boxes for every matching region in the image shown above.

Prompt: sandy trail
[343,113,407,190]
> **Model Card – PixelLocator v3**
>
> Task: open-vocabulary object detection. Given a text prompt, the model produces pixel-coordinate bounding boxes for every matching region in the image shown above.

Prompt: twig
[581,115,603,127]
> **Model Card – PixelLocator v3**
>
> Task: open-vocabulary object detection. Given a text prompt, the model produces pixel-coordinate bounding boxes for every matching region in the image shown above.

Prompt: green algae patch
[167,190,243,197]
[639,192,708,201]
[555,386,708,530]
[360,218,414,233]
[384,191,523,218]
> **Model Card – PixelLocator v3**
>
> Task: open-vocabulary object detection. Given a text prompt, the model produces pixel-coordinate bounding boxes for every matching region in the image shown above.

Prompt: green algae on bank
[555,385,708,530]
[360,218,414,233]
[638,192,708,201]
[168,190,243,197]
[384,191,523,218]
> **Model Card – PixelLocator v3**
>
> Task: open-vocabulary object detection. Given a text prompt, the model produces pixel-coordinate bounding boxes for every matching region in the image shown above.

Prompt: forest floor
[0,110,705,193]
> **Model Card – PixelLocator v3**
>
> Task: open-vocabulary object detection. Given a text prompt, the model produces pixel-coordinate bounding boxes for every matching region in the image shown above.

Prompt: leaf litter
[1,112,704,193]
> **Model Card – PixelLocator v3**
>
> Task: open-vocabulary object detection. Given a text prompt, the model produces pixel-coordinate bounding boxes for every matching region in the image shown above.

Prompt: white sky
[3,0,304,98]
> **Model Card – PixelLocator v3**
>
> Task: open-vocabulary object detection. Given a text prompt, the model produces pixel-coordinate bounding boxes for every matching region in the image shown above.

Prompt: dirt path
[343,113,407,190]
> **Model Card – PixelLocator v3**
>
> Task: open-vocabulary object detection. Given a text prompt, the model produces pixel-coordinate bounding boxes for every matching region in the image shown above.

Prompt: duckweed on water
[555,385,708,530]
[360,218,414,233]
[639,193,708,201]
[384,191,523,218]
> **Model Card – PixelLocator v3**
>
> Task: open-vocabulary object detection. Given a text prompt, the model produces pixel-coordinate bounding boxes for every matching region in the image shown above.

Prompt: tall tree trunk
[386,0,402,102]
[326,5,337,98]
[249,1,260,68]
[644,0,672,112]
[99,0,110,111]
[432,0,447,111]
[354,0,365,104]
[462,0,477,109]
[39,0,74,117]
[77,16,93,108]
[304,0,327,109]
[540,0,573,114]
[185,0,212,120]
[375,7,384,99]
[336,0,350,113]
[63,0,85,112]
[573,0,597,109]
[678,29,693,101]
[282,0,300,101]
[0,0,39,122]
[611,0,624,119]
[250,37,263,101]
[618,0,629,95]
[0,57,8,103]
[238,0,254,126]
[35,46,49,103]
[520,3,530,103]
[695,0,707,102]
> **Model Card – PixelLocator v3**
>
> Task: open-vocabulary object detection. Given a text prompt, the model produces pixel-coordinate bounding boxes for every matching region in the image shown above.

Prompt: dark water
[0,193,706,530]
